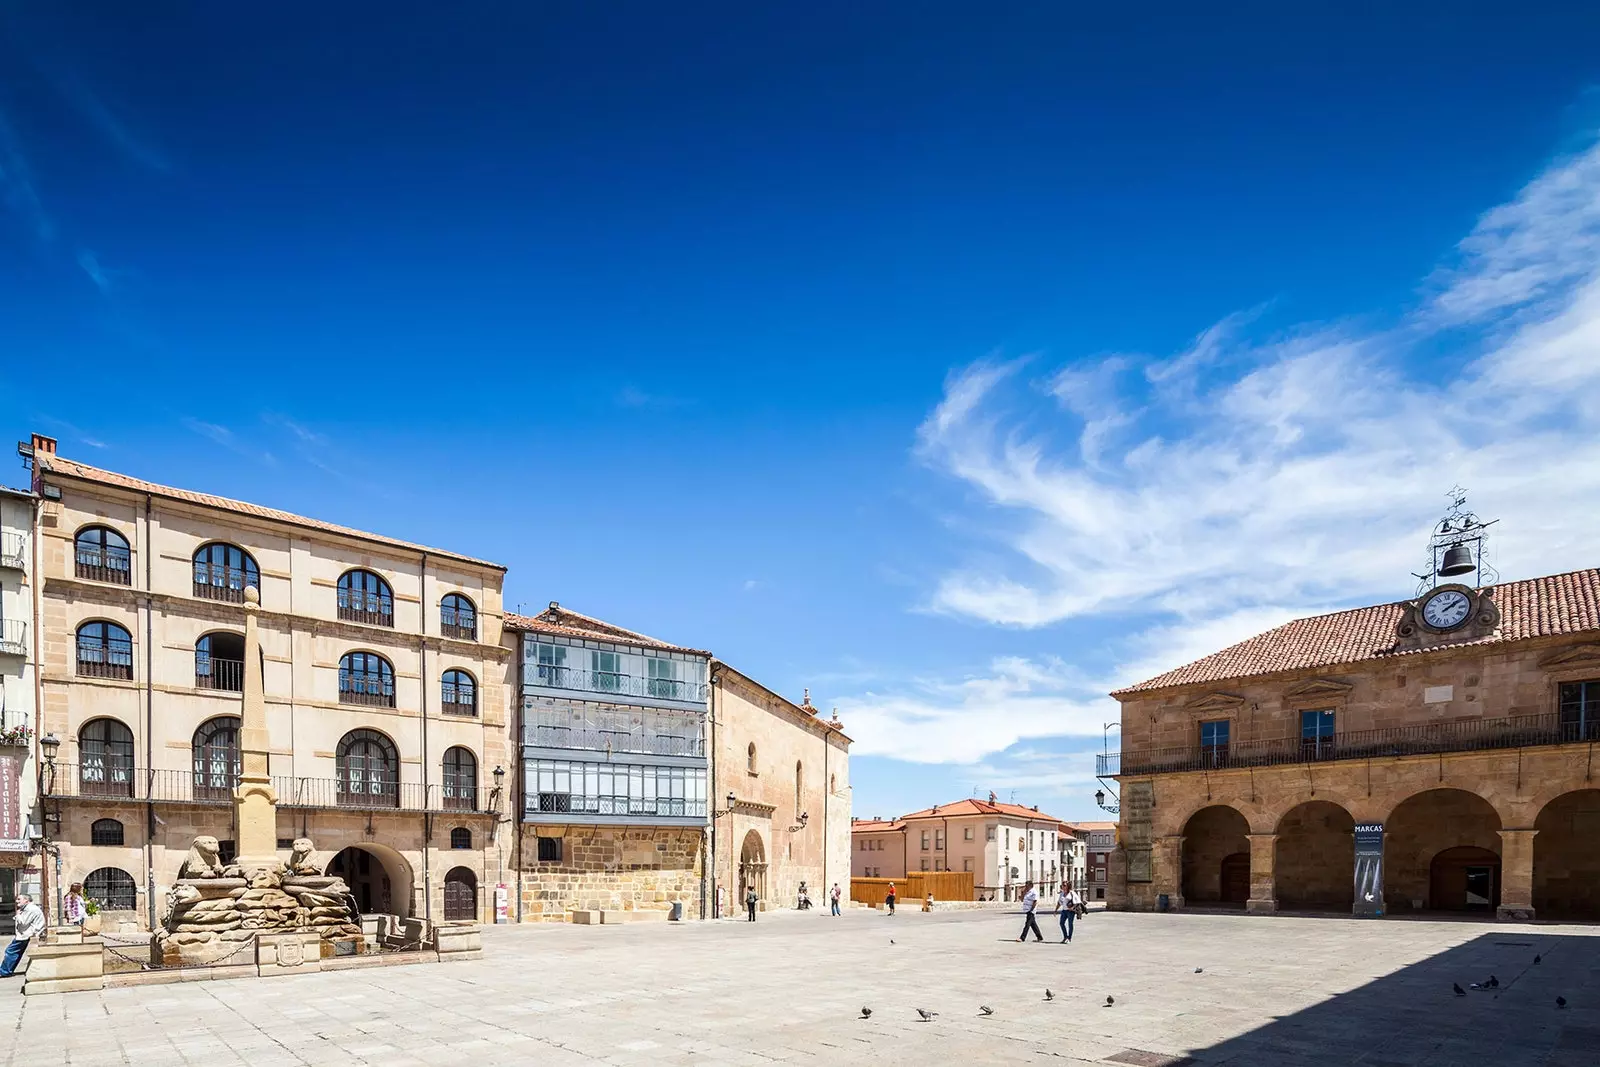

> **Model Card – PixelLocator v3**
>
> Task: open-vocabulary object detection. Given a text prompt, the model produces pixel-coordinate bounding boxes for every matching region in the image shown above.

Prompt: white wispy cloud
[181,418,276,465]
[76,249,112,292]
[0,107,52,243]
[841,135,1600,769]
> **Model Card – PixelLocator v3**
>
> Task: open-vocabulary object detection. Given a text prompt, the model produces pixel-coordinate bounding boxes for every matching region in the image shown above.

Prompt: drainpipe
[143,494,156,930]
[419,552,430,923]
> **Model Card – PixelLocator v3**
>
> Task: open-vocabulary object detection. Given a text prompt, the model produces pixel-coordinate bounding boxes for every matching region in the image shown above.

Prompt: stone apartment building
[1105,565,1600,920]
[0,484,41,927]
[23,434,511,930]
[506,606,853,921]
[852,796,1067,901]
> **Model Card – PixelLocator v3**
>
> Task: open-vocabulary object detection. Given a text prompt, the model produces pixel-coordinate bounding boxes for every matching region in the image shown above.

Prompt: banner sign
[1353,823,1384,917]
[0,749,25,852]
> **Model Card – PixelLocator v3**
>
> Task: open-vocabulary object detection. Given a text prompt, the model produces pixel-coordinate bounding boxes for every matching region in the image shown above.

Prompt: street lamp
[39,732,59,768]
[714,792,737,818]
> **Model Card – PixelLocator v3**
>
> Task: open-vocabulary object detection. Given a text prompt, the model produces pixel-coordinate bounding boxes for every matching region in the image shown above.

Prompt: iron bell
[1438,543,1475,577]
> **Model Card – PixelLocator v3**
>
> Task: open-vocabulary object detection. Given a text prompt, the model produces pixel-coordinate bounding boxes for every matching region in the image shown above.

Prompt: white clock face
[1422,589,1472,630]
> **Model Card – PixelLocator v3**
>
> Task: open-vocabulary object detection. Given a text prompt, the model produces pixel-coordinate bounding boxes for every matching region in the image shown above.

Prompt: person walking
[63,882,88,927]
[830,882,842,916]
[745,886,758,922]
[885,882,896,915]
[1017,881,1043,942]
[0,894,45,978]
[1057,884,1080,942]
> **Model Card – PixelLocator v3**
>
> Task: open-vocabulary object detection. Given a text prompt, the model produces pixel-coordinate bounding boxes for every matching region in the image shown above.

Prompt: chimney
[1032,804,1038,812]
[31,433,56,457]
[931,805,938,814]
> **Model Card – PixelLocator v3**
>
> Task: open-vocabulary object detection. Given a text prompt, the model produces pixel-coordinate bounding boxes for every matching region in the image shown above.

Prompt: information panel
[1353,822,1384,917]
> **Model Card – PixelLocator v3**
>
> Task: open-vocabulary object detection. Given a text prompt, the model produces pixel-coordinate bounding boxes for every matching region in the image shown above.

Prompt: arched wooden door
[443,867,477,921]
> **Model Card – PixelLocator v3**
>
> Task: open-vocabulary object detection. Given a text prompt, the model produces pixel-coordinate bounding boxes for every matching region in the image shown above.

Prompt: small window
[746,742,757,774]
[1200,719,1231,766]
[217,840,237,866]
[450,827,472,850]
[986,825,996,842]
[90,818,124,846]
[934,831,944,850]
[441,669,477,716]
[77,621,133,680]
[964,826,973,841]
[441,593,477,640]
[337,569,393,627]
[963,858,972,872]
[921,831,930,851]
[277,838,295,850]
[1559,680,1600,741]
[193,542,259,603]
[920,859,929,872]
[85,867,137,910]
[591,649,623,693]
[75,526,131,584]
[537,836,562,862]
[1301,708,1336,759]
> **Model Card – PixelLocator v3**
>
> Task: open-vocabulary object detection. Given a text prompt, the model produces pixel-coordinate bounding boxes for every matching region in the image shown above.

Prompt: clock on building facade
[1395,582,1501,648]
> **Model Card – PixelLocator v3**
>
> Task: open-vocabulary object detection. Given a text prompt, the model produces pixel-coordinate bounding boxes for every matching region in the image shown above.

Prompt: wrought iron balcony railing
[440,606,476,641]
[75,547,132,585]
[76,651,133,680]
[0,618,25,657]
[337,591,393,627]
[0,532,25,571]
[527,791,706,819]
[43,765,494,813]
[196,658,244,693]
[193,564,254,603]
[1098,712,1600,777]
[339,681,396,708]
[528,663,708,704]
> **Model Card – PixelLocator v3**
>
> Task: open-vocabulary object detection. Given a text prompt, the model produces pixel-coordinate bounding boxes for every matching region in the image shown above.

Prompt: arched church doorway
[739,830,768,907]
[327,844,414,917]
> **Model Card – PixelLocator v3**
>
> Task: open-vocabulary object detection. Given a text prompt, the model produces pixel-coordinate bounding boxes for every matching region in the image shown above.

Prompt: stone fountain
[153,587,362,966]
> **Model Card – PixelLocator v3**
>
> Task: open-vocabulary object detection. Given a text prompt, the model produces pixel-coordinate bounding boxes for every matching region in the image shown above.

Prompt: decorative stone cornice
[1282,677,1354,703]
[1183,692,1246,714]
[1538,643,1600,669]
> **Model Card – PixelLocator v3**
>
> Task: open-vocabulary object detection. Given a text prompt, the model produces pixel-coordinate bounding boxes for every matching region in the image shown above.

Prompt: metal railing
[193,564,254,603]
[0,532,25,571]
[1099,712,1600,777]
[528,663,707,703]
[528,792,706,819]
[441,697,477,717]
[0,619,25,657]
[337,591,393,627]
[338,681,396,708]
[440,607,476,641]
[44,764,493,812]
[195,658,244,692]
[76,652,133,680]
[75,547,132,585]
[524,707,706,758]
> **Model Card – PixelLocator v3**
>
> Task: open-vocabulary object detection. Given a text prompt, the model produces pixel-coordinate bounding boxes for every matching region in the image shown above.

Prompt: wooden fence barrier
[850,871,975,905]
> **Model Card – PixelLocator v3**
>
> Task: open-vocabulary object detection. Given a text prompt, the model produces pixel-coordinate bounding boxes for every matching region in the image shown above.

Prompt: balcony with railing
[0,532,25,571]
[76,544,132,585]
[337,589,393,627]
[43,764,493,812]
[196,658,244,693]
[523,705,706,759]
[193,563,254,603]
[1098,713,1600,777]
[0,618,25,657]
[440,605,476,641]
[529,791,707,819]
[526,663,708,705]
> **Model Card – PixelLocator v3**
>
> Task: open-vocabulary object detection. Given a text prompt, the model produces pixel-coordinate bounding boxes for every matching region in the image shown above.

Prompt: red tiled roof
[850,819,904,833]
[1113,567,1600,696]
[40,452,504,570]
[503,604,711,657]
[899,798,1065,823]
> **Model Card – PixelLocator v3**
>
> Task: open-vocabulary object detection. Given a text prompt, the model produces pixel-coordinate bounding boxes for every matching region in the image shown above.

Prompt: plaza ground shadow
[1171,929,1599,1067]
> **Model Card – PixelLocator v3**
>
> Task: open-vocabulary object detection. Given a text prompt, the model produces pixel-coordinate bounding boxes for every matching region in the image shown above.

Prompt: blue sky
[5,5,1600,822]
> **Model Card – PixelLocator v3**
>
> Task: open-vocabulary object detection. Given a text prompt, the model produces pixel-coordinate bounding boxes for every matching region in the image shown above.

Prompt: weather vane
[1412,487,1498,595]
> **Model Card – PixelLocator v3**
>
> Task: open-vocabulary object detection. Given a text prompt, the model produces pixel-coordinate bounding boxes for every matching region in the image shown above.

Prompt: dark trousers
[747,902,756,921]
[886,895,895,914]
[1020,911,1042,941]
[1059,908,1075,940]
[0,938,29,977]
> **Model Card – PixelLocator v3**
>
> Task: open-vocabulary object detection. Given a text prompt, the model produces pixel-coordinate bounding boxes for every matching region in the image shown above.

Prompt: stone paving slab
[0,908,1596,1065]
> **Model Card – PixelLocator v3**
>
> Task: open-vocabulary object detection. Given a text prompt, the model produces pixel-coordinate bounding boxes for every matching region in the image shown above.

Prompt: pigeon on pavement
[1486,975,1499,990]
[860,1007,872,1019]
[1044,989,1054,1001]
[979,1006,994,1017]
[916,1009,939,1022]
[1453,984,1467,997]
[1557,996,1567,1009]
[1105,996,1115,1007]
[1534,954,1542,965]
[1194,968,1203,974]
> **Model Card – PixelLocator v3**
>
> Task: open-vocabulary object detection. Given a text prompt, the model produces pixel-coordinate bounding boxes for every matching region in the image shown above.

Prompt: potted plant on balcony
[0,724,32,748]
[81,896,103,936]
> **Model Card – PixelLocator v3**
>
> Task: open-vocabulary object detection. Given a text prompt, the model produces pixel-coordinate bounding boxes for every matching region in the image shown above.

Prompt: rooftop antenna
[1411,486,1499,595]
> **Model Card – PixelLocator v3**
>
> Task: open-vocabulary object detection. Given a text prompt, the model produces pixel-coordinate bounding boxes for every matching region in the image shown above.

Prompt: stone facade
[26,435,510,929]
[1108,570,1600,921]
[516,826,701,921]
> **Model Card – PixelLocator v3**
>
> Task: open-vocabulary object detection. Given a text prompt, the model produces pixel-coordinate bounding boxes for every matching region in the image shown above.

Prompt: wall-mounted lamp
[713,791,737,818]
[40,733,59,767]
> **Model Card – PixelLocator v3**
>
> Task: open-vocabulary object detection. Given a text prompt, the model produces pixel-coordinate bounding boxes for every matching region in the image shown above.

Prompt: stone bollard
[23,939,105,995]
[435,922,482,962]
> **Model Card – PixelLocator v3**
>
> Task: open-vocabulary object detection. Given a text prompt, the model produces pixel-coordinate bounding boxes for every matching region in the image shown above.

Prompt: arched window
[338,651,395,707]
[75,526,131,584]
[91,818,124,846]
[84,867,138,911]
[443,866,477,920]
[337,569,393,627]
[442,747,477,810]
[795,761,803,815]
[80,718,134,797]
[450,827,472,850]
[440,593,476,640]
[441,669,477,716]
[192,542,259,603]
[336,729,399,807]
[747,742,757,774]
[195,632,245,692]
[192,717,241,801]
[77,621,133,680]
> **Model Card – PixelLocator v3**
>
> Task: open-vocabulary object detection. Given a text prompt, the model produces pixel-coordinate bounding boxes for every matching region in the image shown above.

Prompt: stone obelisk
[234,586,279,875]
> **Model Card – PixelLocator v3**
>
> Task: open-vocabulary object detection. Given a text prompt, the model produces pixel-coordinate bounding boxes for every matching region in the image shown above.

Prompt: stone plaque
[1126,849,1152,882]
[1122,782,1154,847]
[277,938,305,967]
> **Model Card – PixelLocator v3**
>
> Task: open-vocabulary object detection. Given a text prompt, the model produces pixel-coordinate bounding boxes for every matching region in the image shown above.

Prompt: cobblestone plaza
[3,909,1597,1066]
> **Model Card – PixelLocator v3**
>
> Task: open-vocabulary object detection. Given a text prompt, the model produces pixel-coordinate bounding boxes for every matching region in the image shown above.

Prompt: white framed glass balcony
[522,635,708,707]
[523,701,705,758]
[522,758,707,825]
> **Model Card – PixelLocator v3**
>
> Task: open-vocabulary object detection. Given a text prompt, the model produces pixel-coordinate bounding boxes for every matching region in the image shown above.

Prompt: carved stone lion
[288,838,319,875]
[179,835,225,879]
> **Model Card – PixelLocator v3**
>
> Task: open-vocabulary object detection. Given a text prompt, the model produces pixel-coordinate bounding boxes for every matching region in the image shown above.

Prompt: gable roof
[503,603,711,657]
[38,451,504,570]
[1112,567,1600,697]
[850,819,904,833]
[900,798,1065,823]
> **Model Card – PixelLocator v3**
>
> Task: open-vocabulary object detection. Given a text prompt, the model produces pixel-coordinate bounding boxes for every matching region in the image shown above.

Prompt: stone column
[233,587,279,871]
[1496,828,1537,921]
[1246,833,1276,914]
[1153,834,1183,911]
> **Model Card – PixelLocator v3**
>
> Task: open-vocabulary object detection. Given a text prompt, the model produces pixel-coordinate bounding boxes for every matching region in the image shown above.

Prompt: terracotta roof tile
[1113,567,1600,696]
[503,607,711,657]
[900,798,1065,823]
[40,453,504,570]
[850,819,905,833]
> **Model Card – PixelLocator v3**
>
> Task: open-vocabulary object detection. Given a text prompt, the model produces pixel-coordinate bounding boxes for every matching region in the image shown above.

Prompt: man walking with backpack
[1017,881,1043,942]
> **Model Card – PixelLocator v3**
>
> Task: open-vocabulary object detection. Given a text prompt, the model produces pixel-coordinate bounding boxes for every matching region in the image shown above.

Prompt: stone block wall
[517,826,702,922]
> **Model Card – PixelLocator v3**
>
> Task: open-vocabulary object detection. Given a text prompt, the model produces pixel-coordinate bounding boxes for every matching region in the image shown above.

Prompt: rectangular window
[964,826,973,841]
[1005,828,1010,849]
[921,830,930,851]
[535,643,568,686]
[1200,719,1230,766]
[646,657,680,698]
[537,836,563,862]
[1560,680,1600,741]
[920,859,929,872]
[934,831,944,850]
[986,825,996,842]
[1301,708,1336,759]
[592,650,623,693]
[963,858,972,873]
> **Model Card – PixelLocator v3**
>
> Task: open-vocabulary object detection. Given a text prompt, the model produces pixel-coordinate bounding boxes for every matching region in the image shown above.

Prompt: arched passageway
[1385,789,1501,913]
[739,830,768,906]
[1275,800,1355,910]
[1534,789,1600,920]
[327,844,414,918]
[1182,806,1250,905]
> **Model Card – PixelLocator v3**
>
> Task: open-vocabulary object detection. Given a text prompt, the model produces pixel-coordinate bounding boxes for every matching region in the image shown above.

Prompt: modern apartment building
[24,434,510,929]
[850,817,905,880]
[852,796,1067,901]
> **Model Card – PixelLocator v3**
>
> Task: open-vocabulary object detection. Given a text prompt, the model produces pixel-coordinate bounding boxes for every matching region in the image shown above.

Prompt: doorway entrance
[1429,846,1501,912]
[1220,853,1251,903]
[326,845,413,917]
